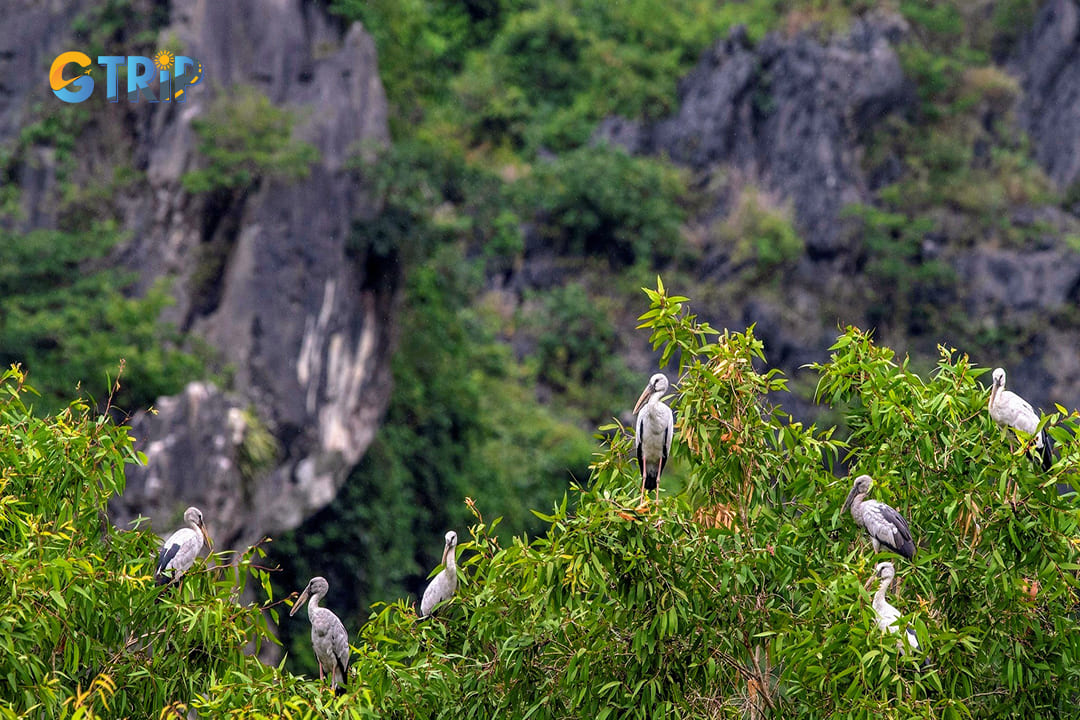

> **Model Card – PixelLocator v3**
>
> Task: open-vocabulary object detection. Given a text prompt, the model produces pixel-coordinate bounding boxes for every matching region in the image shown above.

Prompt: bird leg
[636,461,649,511]
[654,457,664,504]
[319,661,324,682]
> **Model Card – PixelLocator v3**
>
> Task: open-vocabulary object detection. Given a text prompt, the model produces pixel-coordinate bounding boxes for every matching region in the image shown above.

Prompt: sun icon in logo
[153,50,174,72]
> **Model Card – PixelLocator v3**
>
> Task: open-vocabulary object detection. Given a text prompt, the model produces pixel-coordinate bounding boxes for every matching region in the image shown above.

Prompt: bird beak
[864,574,876,590]
[200,525,213,552]
[442,544,450,568]
[289,588,310,617]
[633,385,652,415]
[841,486,857,513]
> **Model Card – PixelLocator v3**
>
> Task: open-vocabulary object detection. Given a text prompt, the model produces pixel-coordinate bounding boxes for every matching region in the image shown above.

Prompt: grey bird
[868,561,920,654]
[420,530,458,617]
[988,367,1052,470]
[842,475,916,560]
[633,373,674,504]
[154,506,212,585]
[290,576,349,693]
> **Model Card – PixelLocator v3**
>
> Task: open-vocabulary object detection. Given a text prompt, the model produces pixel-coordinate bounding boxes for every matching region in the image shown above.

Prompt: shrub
[181,87,319,194]
[518,145,687,267]
[0,226,202,413]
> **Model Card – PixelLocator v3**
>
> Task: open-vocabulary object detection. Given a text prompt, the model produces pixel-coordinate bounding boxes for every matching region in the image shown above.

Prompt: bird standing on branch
[633,373,674,505]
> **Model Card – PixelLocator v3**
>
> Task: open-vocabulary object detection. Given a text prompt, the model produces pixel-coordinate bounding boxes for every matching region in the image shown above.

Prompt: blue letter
[127,56,157,102]
[172,56,203,102]
[97,56,124,102]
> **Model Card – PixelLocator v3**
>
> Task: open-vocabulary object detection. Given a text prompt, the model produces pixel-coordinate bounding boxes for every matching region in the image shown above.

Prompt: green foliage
[716,188,805,282]
[10,286,1080,717]
[844,204,954,335]
[0,226,203,413]
[0,367,281,717]
[348,138,509,267]
[181,87,320,194]
[269,244,594,677]
[69,0,170,58]
[267,283,1080,717]
[529,284,636,411]
[518,145,687,267]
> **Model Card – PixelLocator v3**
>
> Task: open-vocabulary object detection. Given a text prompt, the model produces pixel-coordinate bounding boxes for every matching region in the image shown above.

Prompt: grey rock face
[0,0,394,549]
[1014,0,1080,189]
[109,0,395,549]
[598,15,911,257]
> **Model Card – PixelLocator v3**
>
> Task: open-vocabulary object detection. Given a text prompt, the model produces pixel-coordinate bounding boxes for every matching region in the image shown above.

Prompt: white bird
[988,367,1052,470]
[154,506,212,585]
[420,530,458,617]
[842,475,916,560]
[633,373,674,504]
[290,576,349,693]
[868,561,920,655]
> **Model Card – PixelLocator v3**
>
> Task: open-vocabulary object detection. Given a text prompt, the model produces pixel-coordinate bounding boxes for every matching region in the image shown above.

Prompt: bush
[716,187,804,280]
[0,367,282,717]
[181,87,319,194]
[518,145,687,267]
[0,226,203,413]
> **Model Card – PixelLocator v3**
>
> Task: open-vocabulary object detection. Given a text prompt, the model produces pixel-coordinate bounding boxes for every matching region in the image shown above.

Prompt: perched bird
[988,367,1052,470]
[420,530,458,617]
[633,373,674,503]
[154,506,212,585]
[868,561,921,656]
[842,475,916,560]
[290,576,349,693]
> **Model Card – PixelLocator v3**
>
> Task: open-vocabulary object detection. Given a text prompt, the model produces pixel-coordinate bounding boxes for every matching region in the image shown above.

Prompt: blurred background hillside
[3,0,1080,673]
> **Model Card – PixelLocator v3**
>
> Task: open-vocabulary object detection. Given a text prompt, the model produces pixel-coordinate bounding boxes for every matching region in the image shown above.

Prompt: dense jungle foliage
[4,285,1080,718]
[2,0,1073,700]
[271,0,1055,670]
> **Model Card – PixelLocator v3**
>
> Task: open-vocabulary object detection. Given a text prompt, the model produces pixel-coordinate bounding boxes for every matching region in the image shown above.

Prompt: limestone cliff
[0,0,396,550]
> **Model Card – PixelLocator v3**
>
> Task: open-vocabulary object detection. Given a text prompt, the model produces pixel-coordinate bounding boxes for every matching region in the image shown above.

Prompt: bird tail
[154,572,169,587]
[644,467,659,491]
[1038,430,1053,471]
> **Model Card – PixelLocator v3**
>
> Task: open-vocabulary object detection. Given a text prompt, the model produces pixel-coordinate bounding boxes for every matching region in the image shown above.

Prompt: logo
[50,50,203,104]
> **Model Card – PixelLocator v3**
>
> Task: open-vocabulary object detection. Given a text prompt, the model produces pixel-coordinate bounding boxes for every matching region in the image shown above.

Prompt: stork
[868,561,921,656]
[420,530,458,617]
[633,373,674,504]
[154,506,212,585]
[290,576,350,693]
[988,367,1052,470]
[842,475,916,560]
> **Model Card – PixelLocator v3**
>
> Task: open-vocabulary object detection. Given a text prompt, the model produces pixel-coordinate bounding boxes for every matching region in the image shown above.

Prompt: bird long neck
[443,545,456,573]
[307,591,322,621]
[873,575,892,608]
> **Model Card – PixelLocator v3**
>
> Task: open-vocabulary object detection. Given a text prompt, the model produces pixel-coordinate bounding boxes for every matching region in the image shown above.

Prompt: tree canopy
[3,282,1080,718]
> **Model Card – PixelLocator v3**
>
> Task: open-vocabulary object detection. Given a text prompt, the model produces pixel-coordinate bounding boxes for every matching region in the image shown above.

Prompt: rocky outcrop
[598,14,911,258]
[0,0,396,549]
[594,6,1080,418]
[1014,0,1080,190]
[110,0,395,549]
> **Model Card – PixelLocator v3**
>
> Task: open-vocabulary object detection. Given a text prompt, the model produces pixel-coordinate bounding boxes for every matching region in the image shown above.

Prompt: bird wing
[905,626,920,651]
[995,390,1040,435]
[420,569,454,617]
[331,616,350,682]
[661,403,674,460]
[157,527,198,575]
[156,542,180,577]
[866,502,914,557]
